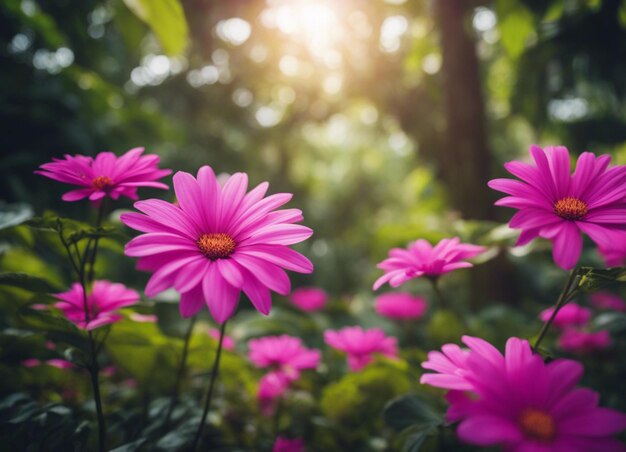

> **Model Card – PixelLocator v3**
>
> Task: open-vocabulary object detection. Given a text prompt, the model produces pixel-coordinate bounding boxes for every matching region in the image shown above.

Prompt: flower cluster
[421,336,626,449]
[324,326,398,371]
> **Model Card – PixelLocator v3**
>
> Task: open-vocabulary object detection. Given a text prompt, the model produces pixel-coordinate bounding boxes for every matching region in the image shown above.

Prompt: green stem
[87,200,106,282]
[191,321,228,451]
[428,277,449,310]
[163,316,197,428]
[533,268,579,352]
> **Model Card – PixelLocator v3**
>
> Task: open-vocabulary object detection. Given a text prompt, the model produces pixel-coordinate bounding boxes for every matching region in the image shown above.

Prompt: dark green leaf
[0,273,61,293]
[383,394,442,432]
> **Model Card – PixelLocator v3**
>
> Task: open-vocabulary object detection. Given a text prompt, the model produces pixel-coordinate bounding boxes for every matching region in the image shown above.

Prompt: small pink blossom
[373,237,485,290]
[208,328,236,351]
[257,371,290,416]
[248,335,320,380]
[591,292,626,312]
[489,145,626,270]
[558,329,612,354]
[273,436,305,452]
[22,358,41,368]
[421,336,626,450]
[289,287,327,311]
[36,147,171,203]
[129,312,158,323]
[538,303,591,329]
[121,166,313,324]
[324,326,398,371]
[375,292,427,320]
[53,280,140,330]
[46,359,74,369]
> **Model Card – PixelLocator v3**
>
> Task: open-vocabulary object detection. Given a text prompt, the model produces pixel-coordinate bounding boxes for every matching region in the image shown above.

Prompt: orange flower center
[519,409,556,442]
[554,197,588,220]
[92,175,113,190]
[197,233,236,260]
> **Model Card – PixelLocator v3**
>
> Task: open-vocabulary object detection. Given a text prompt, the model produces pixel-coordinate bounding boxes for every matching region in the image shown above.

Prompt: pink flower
[289,287,327,311]
[46,359,74,369]
[273,437,305,452]
[208,328,236,351]
[53,280,140,330]
[489,145,626,270]
[591,292,626,312]
[258,371,290,416]
[129,313,158,323]
[373,237,485,290]
[248,335,320,380]
[22,358,41,368]
[375,292,427,320]
[422,336,626,450]
[324,326,398,371]
[36,148,171,203]
[538,303,591,329]
[558,329,612,354]
[599,246,626,267]
[121,166,314,323]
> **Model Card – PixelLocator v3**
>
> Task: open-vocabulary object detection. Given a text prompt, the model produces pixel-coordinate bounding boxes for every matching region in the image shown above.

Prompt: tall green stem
[533,268,579,352]
[428,277,449,310]
[163,316,197,428]
[192,321,228,451]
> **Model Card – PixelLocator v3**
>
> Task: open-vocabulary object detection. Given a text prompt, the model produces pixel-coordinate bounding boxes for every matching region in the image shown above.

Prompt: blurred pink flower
[101,366,117,377]
[373,237,485,290]
[208,328,236,351]
[324,326,398,371]
[558,329,612,354]
[375,292,427,320]
[489,145,626,270]
[289,287,327,311]
[47,359,74,369]
[121,166,313,323]
[273,436,305,452]
[36,147,171,203]
[54,280,140,330]
[257,371,290,416]
[422,336,626,450]
[538,303,591,329]
[591,292,626,312]
[22,358,41,368]
[599,246,626,267]
[129,312,158,323]
[248,335,320,380]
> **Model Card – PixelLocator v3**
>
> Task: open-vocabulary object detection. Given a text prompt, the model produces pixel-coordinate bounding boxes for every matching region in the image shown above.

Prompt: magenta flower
[373,237,486,290]
[421,336,626,450]
[489,145,626,270]
[36,148,171,203]
[420,342,472,390]
[599,246,626,267]
[208,328,236,351]
[538,303,591,329]
[53,280,140,330]
[129,313,158,323]
[121,166,314,323]
[22,358,74,369]
[324,326,398,371]
[289,287,328,311]
[273,436,305,452]
[420,337,626,452]
[248,335,320,381]
[258,371,290,415]
[558,329,612,354]
[591,292,626,312]
[375,292,427,320]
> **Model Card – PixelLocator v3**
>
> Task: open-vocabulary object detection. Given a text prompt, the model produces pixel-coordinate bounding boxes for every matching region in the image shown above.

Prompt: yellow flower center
[197,233,236,260]
[519,409,556,442]
[554,197,588,220]
[92,175,113,190]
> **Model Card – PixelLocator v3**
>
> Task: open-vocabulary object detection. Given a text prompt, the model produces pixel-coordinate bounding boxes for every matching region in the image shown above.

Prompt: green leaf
[0,203,33,230]
[577,267,626,292]
[122,0,188,55]
[383,394,442,432]
[496,0,535,59]
[0,272,61,293]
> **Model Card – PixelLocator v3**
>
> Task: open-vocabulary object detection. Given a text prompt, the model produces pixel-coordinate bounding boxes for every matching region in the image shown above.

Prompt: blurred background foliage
[1,0,626,450]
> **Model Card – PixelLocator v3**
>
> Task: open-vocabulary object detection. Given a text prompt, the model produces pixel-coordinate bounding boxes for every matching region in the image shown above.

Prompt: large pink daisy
[36,147,171,202]
[373,237,486,290]
[488,145,626,270]
[121,166,314,323]
[54,280,140,330]
[421,336,626,450]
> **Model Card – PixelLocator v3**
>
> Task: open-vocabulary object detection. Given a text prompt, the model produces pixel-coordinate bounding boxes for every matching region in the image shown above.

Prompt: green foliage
[0,273,60,293]
[577,267,626,292]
